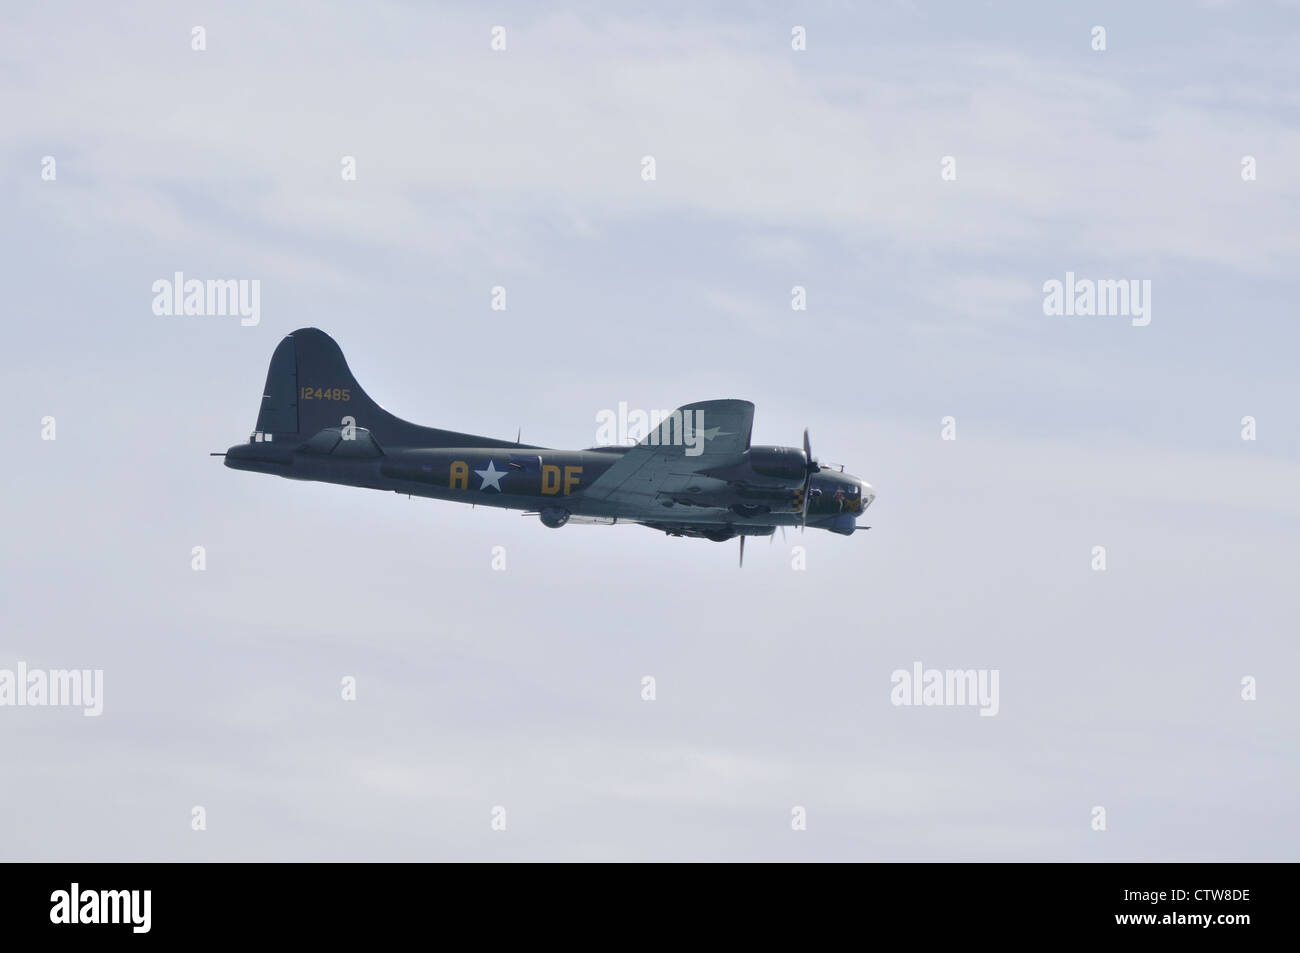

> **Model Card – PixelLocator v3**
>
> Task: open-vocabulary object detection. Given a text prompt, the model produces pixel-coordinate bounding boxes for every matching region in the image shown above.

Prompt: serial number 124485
[299,387,351,401]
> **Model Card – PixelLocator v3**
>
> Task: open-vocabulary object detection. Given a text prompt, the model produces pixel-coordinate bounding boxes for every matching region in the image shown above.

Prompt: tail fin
[252,328,523,449]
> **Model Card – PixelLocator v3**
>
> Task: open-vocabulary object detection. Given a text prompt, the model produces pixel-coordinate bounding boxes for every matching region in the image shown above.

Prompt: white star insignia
[474,460,508,492]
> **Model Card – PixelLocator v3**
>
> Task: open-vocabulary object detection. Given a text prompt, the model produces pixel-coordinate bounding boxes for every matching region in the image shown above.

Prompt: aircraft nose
[860,482,875,509]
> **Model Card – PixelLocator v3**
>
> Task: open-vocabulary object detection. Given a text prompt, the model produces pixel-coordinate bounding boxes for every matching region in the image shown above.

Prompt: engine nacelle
[747,446,807,483]
[539,506,570,528]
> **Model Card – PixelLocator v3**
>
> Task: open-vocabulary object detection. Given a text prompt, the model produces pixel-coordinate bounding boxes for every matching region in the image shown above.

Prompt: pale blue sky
[2,0,1297,860]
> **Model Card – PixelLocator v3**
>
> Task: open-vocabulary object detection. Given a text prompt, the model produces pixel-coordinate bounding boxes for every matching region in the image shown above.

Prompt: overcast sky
[2,0,1297,860]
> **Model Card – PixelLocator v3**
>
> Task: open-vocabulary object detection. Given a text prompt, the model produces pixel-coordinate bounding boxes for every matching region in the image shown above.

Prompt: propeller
[799,428,820,531]
[738,535,745,568]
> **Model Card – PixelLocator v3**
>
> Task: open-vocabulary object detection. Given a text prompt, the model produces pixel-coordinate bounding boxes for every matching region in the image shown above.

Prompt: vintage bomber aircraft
[219,328,874,564]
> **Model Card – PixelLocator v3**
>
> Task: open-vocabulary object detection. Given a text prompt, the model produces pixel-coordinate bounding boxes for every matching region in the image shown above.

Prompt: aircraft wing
[578,399,754,514]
